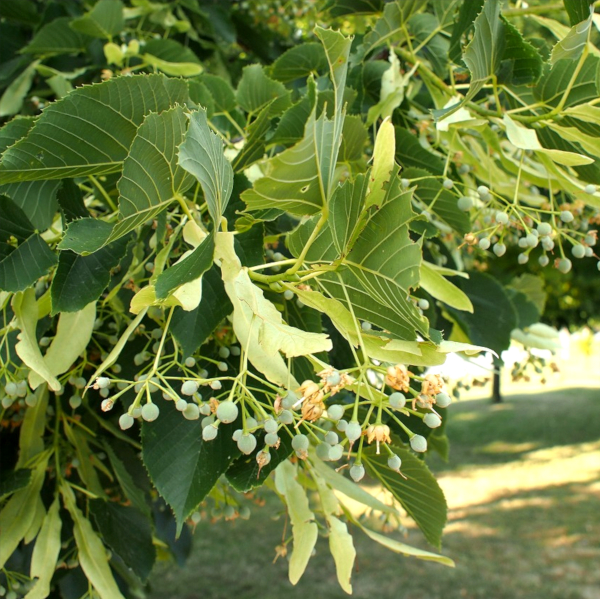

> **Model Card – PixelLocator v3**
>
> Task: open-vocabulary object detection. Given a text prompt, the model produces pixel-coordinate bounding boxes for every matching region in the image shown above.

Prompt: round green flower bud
[557,258,572,273]
[325,431,339,446]
[238,433,257,455]
[183,403,200,420]
[203,425,218,441]
[571,244,585,259]
[291,434,309,451]
[119,414,134,430]
[410,434,428,453]
[435,392,451,408]
[327,404,344,421]
[457,196,473,212]
[181,380,199,396]
[263,418,278,434]
[141,403,159,422]
[389,392,406,409]
[350,464,365,482]
[387,454,402,471]
[265,432,279,447]
[345,421,362,442]
[424,413,442,428]
[216,401,238,424]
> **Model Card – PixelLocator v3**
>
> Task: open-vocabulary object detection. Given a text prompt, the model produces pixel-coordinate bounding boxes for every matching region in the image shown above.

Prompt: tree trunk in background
[492,359,502,403]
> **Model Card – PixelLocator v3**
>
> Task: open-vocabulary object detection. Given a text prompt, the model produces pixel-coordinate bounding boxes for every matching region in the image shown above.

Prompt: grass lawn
[149,387,600,599]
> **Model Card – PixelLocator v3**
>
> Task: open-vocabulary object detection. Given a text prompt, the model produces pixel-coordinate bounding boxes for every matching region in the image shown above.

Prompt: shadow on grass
[431,387,600,471]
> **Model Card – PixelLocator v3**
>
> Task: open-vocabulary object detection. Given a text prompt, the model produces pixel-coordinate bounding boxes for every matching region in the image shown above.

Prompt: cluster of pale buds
[385,364,411,393]
[365,423,391,454]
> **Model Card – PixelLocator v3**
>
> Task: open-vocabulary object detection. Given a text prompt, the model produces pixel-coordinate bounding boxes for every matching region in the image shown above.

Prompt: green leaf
[363,0,428,55]
[317,173,430,341]
[198,74,236,113]
[269,94,314,147]
[236,64,291,114]
[325,0,385,17]
[506,289,540,330]
[242,29,352,216]
[328,174,368,256]
[448,0,484,62]
[170,267,232,357]
[0,235,56,293]
[155,232,214,300]
[22,17,92,55]
[420,262,473,312]
[551,5,593,63]
[274,461,318,585]
[70,0,125,40]
[563,0,595,26]
[0,179,61,231]
[28,302,96,389]
[462,0,504,102]
[103,442,151,518]
[395,127,444,175]
[27,497,62,599]
[0,0,40,26]
[410,13,449,78]
[363,445,447,549]
[144,39,201,66]
[535,56,600,108]
[339,115,368,163]
[61,482,126,599]
[508,273,547,314]
[90,500,156,583]
[0,60,38,117]
[231,104,272,172]
[0,469,31,499]
[497,16,543,85]
[61,106,193,253]
[0,74,189,183]
[215,232,331,387]
[270,43,328,82]
[448,271,518,356]
[0,195,34,242]
[226,428,294,492]
[141,395,240,532]
[0,460,47,569]
[403,167,471,235]
[178,108,234,226]
[50,237,130,313]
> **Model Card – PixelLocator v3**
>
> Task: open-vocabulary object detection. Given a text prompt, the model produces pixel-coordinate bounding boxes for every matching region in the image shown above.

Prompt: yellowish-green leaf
[365,117,395,209]
[25,497,62,599]
[313,471,355,594]
[13,290,61,392]
[275,461,318,585]
[503,115,594,166]
[29,302,96,389]
[17,387,49,468]
[351,517,455,567]
[61,482,126,599]
[215,233,331,386]
[420,262,473,312]
[23,494,46,544]
[310,453,396,515]
[143,54,203,77]
[86,309,147,387]
[0,460,47,569]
